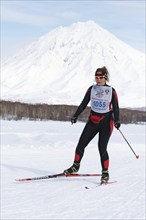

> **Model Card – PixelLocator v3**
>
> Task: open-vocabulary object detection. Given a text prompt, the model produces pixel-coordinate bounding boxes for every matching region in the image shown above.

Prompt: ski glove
[71,116,78,124]
[114,121,121,130]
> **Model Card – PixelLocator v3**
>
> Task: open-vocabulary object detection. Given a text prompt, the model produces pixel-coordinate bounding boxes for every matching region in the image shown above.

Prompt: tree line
[0,100,145,124]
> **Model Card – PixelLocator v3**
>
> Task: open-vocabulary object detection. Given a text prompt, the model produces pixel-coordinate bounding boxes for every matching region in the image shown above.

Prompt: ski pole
[118,128,139,159]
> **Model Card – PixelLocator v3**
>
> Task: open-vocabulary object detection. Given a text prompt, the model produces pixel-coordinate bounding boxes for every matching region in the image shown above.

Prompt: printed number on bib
[93,100,106,109]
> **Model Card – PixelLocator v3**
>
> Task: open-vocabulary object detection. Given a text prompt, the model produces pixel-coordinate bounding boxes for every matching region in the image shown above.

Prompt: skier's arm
[72,86,92,120]
[111,88,120,124]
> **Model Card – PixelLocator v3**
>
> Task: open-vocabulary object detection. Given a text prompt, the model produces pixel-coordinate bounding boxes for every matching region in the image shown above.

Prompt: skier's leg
[74,120,99,163]
[64,121,99,174]
[98,118,114,181]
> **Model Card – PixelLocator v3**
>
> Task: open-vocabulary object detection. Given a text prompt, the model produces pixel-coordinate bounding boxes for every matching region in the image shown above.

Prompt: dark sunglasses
[95,76,105,79]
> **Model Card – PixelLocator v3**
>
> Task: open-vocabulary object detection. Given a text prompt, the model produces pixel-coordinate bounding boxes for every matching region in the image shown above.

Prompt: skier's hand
[71,116,77,124]
[114,121,121,130]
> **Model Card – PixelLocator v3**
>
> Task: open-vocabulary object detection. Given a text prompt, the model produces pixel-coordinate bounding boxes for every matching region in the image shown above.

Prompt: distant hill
[1,21,145,108]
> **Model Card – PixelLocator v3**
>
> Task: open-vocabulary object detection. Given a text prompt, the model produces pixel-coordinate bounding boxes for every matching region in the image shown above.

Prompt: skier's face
[95,76,106,86]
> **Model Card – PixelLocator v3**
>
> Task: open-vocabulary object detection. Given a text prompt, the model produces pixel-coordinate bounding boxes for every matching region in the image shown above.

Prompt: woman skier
[63,66,120,183]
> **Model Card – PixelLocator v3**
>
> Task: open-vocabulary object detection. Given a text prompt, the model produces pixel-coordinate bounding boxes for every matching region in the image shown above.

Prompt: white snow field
[1,120,145,220]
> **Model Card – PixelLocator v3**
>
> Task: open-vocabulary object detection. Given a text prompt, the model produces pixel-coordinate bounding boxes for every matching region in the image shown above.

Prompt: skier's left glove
[71,116,78,124]
[114,121,121,130]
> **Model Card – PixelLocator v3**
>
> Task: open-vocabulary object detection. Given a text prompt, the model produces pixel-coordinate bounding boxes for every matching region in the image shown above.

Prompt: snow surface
[1,21,145,108]
[1,120,145,220]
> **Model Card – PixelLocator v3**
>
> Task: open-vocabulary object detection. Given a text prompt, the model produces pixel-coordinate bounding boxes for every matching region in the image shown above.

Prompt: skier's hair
[95,66,110,82]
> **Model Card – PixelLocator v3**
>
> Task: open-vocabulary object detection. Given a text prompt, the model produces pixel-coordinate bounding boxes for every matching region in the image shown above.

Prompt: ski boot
[63,162,80,175]
[101,169,109,183]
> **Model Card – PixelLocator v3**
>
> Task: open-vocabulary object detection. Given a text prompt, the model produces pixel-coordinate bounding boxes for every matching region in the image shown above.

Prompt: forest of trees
[0,100,145,124]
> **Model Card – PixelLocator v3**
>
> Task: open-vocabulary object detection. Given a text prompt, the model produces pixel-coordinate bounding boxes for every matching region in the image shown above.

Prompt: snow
[1,21,145,108]
[1,120,145,220]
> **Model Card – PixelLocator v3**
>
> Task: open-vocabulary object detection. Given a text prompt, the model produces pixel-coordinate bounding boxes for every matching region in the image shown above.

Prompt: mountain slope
[1,21,145,107]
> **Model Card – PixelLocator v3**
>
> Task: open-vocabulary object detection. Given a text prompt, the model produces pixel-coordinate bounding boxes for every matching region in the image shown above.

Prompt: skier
[64,66,120,183]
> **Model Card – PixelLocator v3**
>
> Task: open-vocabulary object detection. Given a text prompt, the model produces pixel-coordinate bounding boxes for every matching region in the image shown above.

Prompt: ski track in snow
[1,120,145,220]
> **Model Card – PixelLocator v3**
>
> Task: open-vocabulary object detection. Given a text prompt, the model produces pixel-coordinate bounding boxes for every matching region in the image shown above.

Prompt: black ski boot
[63,162,80,175]
[101,169,109,183]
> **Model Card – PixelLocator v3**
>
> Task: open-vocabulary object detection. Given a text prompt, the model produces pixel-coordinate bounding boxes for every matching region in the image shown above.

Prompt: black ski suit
[72,84,120,170]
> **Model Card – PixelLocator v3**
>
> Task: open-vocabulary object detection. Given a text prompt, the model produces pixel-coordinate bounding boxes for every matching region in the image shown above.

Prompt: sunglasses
[95,76,105,79]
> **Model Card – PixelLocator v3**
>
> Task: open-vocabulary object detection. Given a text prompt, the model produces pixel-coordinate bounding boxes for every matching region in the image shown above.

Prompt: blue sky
[1,0,145,59]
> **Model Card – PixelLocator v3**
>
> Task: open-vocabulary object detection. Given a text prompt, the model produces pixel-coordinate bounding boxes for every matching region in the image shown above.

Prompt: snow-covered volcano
[1,21,145,107]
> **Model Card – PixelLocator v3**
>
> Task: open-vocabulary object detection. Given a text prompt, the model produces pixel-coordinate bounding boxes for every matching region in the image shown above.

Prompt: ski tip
[85,180,117,189]
[15,178,32,182]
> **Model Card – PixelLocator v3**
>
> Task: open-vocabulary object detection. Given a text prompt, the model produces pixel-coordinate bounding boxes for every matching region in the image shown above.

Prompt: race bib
[90,85,112,113]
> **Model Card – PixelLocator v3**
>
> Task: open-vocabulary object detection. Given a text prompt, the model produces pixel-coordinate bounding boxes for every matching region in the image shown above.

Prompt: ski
[85,181,117,189]
[15,173,101,182]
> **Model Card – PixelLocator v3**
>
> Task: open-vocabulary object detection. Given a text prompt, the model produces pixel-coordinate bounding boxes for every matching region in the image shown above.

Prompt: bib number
[93,100,107,110]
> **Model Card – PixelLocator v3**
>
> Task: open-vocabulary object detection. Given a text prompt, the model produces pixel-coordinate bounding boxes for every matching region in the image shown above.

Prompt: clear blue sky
[1,0,145,59]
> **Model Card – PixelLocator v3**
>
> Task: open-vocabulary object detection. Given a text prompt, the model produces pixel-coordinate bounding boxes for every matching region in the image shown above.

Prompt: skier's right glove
[71,116,78,124]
